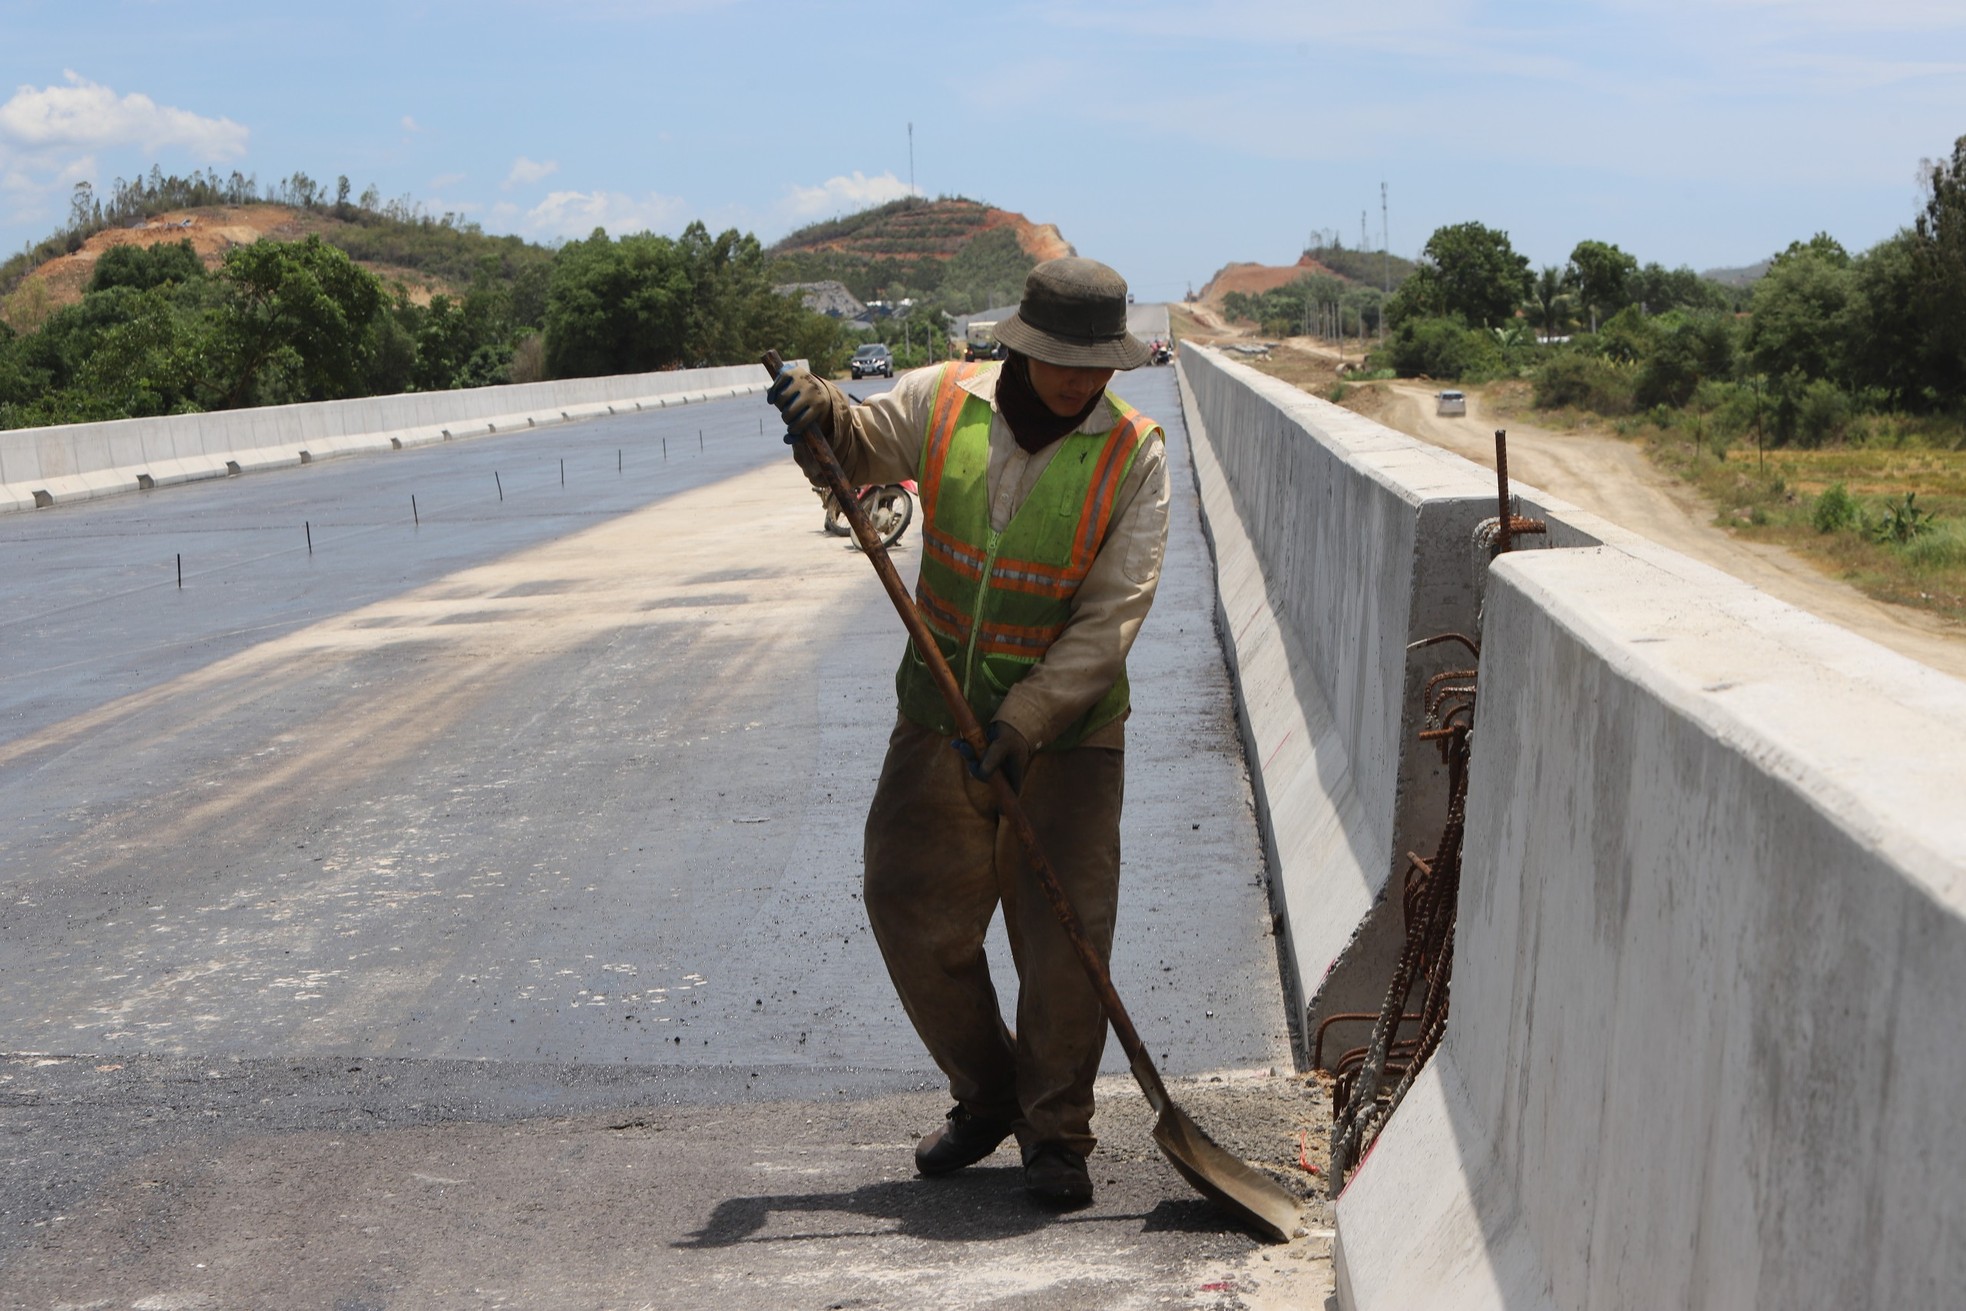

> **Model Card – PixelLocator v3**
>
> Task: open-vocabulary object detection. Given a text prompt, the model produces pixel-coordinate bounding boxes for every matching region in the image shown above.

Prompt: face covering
[996,351,1104,453]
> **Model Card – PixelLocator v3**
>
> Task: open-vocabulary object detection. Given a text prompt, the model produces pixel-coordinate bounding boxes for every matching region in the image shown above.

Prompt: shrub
[1794,378,1853,448]
[1901,519,1966,570]
[1385,315,1500,380]
[1870,492,1935,545]
[1812,482,1862,533]
[1533,351,1633,413]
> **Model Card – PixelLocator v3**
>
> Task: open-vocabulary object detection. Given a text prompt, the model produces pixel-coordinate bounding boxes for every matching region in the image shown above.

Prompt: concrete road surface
[0,367,1331,1308]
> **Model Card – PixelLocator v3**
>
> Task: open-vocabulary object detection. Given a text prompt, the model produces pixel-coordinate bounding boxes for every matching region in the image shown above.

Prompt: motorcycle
[1150,338,1173,366]
[821,479,917,549]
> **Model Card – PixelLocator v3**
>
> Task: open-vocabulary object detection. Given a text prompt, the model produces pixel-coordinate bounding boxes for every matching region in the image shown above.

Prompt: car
[851,344,894,379]
[1435,389,1467,417]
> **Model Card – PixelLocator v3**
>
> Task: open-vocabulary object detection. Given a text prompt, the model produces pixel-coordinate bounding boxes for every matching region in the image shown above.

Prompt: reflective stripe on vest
[895,361,1161,747]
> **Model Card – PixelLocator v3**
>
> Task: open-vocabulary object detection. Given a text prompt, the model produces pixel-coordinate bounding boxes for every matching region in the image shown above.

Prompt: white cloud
[522,188,688,237]
[401,115,423,133]
[503,156,560,190]
[780,171,918,221]
[428,171,467,190]
[0,71,246,157]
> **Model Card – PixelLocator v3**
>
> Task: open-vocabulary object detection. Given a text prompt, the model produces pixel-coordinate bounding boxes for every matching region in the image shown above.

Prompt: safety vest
[895,362,1162,750]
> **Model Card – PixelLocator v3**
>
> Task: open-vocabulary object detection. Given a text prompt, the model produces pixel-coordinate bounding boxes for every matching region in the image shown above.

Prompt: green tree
[1411,222,1532,328]
[1629,262,1731,314]
[545,222,850,379]
[1634,310,1737,408]
[209,235,386,406]
[1566,240,1637,331]
[74,284,207,417]
[544,228,690,377]
[89,239,205,293]
[1844,230,1931,409]
[1911,134,1966,405]
[1528,265,1572,339]
[1744,234,1853,386]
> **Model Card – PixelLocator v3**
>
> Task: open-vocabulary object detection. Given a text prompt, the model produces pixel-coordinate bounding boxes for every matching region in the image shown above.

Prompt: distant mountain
[765,196,1071,315]
[1701,259,1772,288]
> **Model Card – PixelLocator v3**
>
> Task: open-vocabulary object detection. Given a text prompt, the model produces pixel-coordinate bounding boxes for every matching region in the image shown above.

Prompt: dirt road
[1381,382,1966,681]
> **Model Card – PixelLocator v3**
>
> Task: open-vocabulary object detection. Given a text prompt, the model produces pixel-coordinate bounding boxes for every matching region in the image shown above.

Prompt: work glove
[954,721,1032,795]
[767,367,840,443]
[768,367,847,482]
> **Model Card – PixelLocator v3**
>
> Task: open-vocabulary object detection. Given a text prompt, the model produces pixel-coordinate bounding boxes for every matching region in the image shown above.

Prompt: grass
[1309,371,1966,624]
[1643,430,1966,620]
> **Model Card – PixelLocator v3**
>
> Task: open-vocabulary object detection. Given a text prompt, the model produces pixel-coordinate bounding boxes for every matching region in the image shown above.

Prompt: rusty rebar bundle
[1327,659,1476,1193]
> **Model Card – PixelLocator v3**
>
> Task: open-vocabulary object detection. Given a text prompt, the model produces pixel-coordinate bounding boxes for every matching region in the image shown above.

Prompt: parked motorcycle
[821,479,917,549]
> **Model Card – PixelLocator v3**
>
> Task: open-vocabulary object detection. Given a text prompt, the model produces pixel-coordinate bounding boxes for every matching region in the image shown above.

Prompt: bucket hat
[993,258,1151,370]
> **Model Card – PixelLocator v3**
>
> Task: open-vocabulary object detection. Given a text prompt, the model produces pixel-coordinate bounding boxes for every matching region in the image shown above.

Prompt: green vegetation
[0,165,854,430]
[1214,239,1413,341]
[1303,242,1416,289]
[1377,134,1966,621]
[1222,273,1387,341]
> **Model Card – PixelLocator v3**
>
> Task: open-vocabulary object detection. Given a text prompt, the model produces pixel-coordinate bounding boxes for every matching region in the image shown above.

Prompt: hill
[765,196,1072,315]
[1701,258,1771,288]
[1197,245,1415,307]
[4,205,464,319]
[1,201,555,333]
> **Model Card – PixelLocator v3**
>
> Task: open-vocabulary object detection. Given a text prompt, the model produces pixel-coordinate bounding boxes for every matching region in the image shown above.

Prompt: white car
[1436,390,1467,417]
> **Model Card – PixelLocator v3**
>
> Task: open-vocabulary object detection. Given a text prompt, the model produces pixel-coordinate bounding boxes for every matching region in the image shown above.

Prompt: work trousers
[863,716,1123,1157]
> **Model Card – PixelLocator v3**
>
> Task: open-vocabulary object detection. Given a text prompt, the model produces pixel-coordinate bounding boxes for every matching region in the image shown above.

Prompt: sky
[2,0,1963,301]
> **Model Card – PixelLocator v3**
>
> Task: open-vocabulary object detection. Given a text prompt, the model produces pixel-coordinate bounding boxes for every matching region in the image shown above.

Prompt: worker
[766,257,1170,1208]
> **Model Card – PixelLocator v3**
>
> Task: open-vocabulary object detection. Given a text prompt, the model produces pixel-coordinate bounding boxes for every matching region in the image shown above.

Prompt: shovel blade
[1152,1104,1302,1244]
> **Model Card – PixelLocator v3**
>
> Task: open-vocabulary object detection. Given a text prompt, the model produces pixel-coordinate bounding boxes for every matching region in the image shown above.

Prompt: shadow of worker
[675,1168,1244,1250]
[675,1169,1054,1249]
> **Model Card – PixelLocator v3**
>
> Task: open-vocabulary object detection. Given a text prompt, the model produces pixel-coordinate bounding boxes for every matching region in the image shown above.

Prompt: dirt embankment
[992,212,1073,262]
[1196,254,1342,307]
[16,205,302,308]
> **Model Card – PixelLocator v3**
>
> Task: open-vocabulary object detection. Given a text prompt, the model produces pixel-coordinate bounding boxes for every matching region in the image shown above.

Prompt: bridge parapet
[1176,344,1966,1310]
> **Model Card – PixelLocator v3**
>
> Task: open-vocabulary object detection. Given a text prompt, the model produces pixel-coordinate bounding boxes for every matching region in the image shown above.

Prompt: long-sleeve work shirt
[822,362,1171,750]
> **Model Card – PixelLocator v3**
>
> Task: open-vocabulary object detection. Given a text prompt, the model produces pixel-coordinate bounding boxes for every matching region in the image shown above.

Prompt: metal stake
[1494,432,1512,556]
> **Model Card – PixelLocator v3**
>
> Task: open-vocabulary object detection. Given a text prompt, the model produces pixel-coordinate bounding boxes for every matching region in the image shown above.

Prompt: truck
[964,320,1002,362]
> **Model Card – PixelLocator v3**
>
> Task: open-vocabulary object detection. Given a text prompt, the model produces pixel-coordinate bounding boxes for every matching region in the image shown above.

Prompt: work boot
[914,1104,1015,1176]
[1022,1142,1093,1208]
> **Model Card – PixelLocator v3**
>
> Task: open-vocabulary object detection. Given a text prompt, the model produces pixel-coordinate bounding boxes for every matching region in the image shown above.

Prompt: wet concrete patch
[495,579,581,598]
[641,593,751,610]
[684,567,786,585]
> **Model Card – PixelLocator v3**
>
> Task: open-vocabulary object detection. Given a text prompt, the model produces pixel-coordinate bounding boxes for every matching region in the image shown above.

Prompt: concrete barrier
[1174,345,1966,1309]
[0,361,791,514]
[1177,346,1620,1053]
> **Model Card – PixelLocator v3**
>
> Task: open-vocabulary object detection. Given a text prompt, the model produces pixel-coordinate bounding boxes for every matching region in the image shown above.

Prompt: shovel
[763,352,1301,1243]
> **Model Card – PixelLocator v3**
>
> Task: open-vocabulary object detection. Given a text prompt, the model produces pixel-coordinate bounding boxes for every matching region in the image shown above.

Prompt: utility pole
[1380,181,1391,342]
